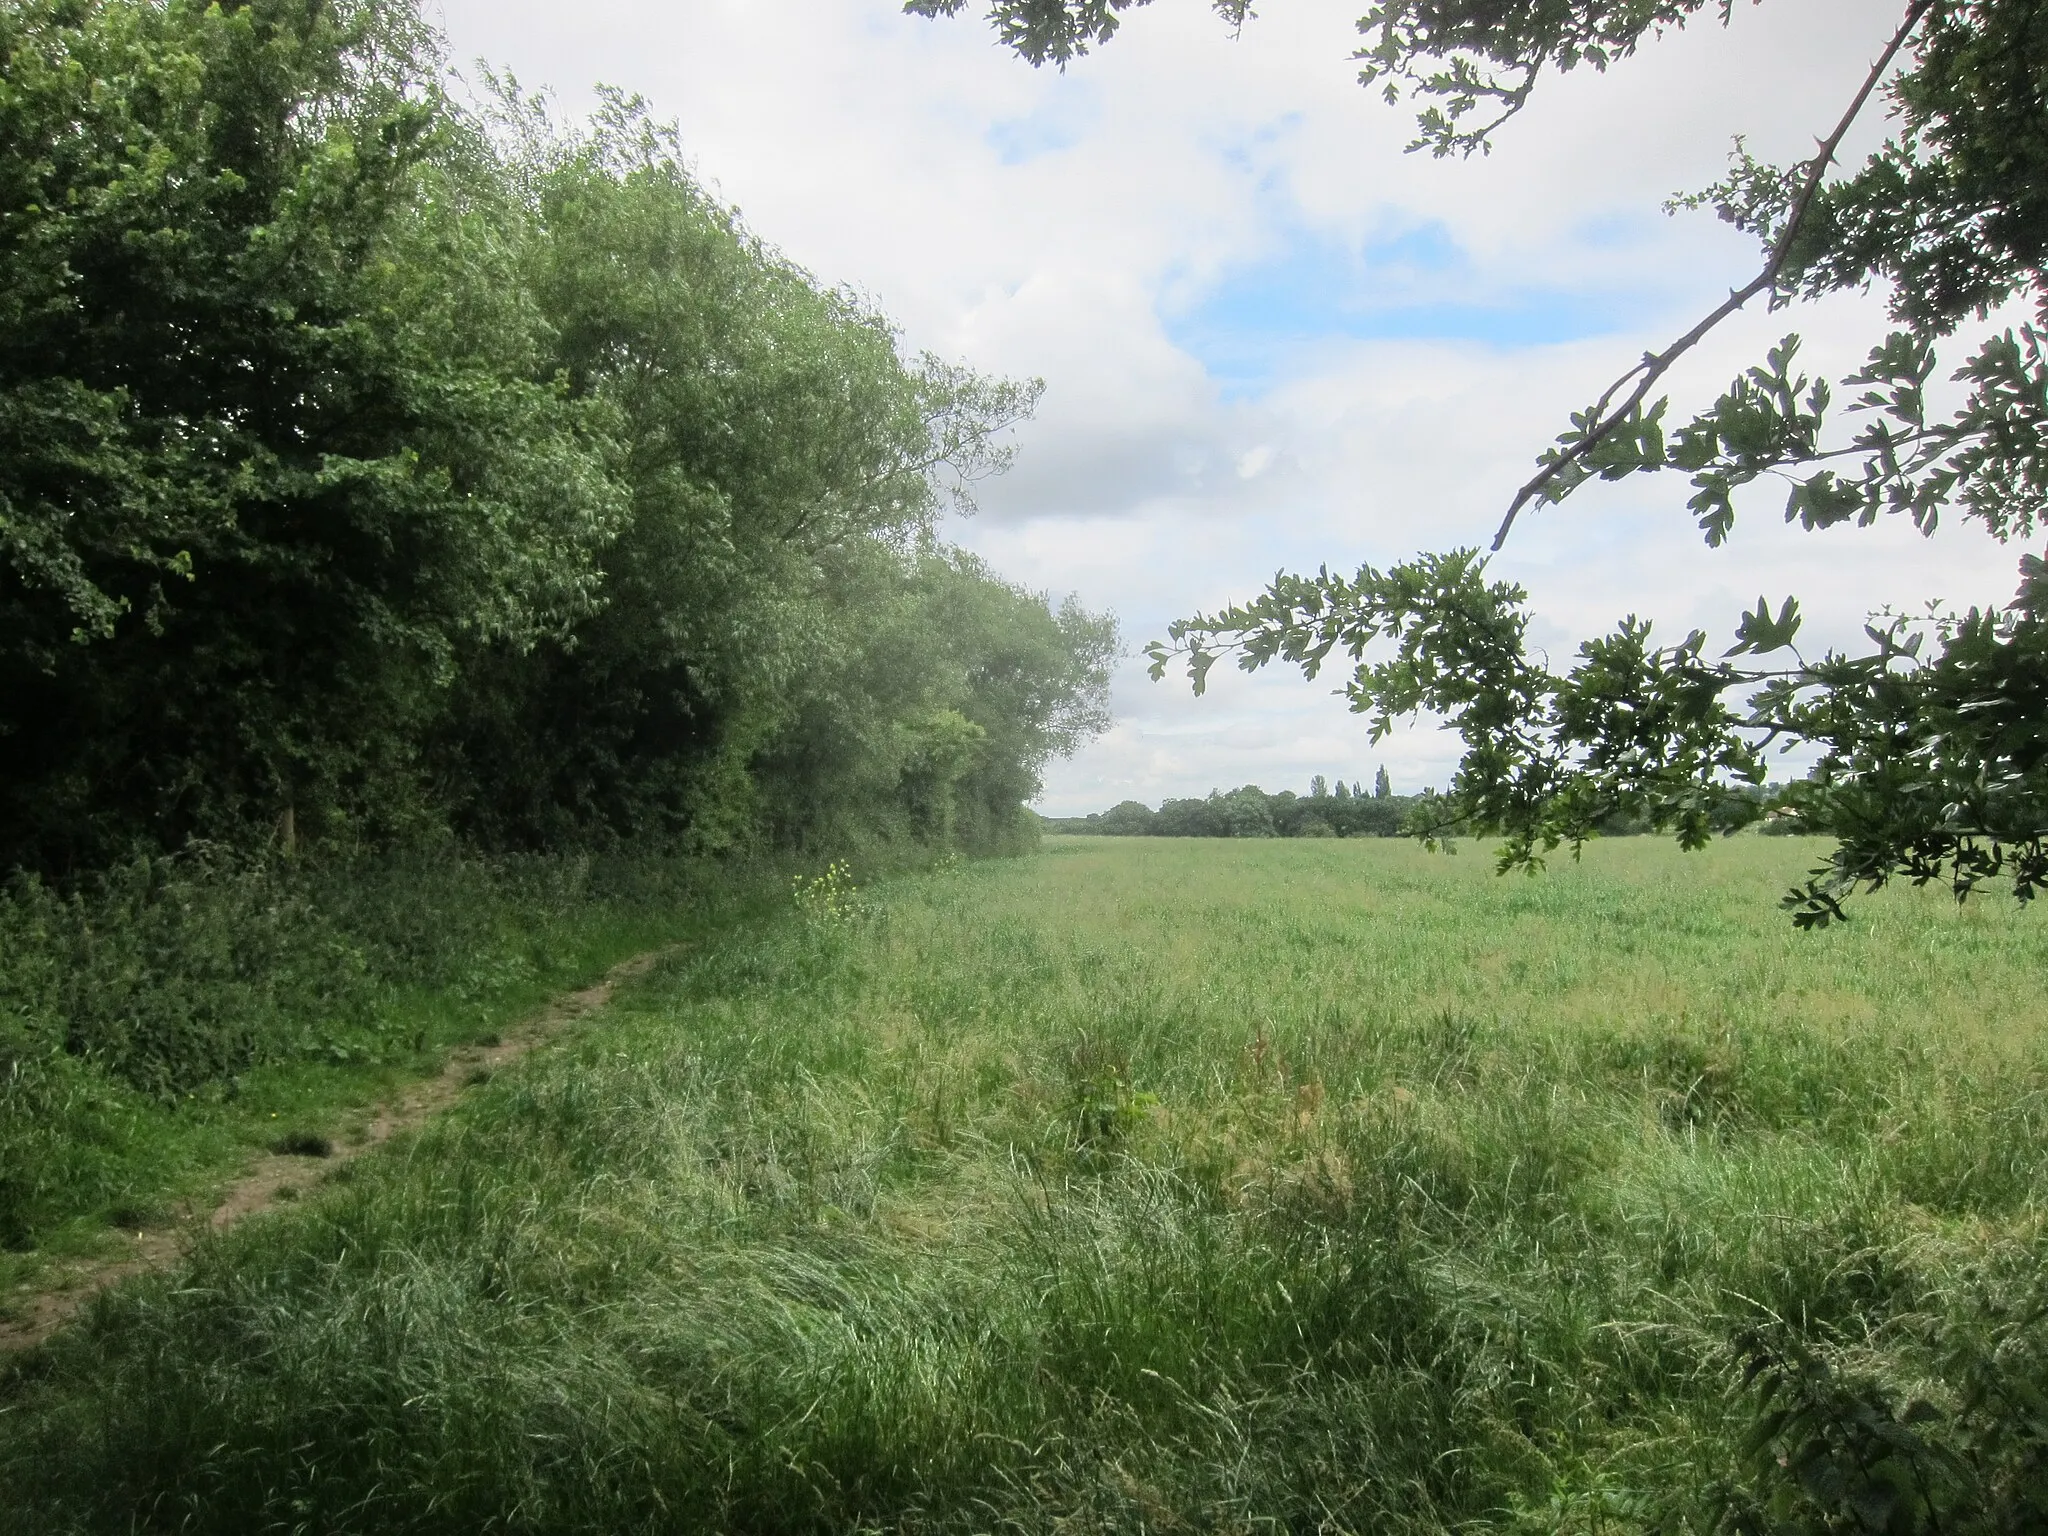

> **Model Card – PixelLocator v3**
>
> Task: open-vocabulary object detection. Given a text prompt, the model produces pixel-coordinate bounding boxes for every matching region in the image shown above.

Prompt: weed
[1061,1036,1159,1160]
[793,860,870,926]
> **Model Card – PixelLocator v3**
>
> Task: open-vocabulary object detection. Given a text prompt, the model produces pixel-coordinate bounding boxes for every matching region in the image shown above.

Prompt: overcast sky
[433,0,2024,814]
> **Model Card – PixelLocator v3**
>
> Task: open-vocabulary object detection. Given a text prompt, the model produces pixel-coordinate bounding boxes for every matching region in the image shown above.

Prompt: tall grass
[0,848,780,1259]
[2,836,2044,1531]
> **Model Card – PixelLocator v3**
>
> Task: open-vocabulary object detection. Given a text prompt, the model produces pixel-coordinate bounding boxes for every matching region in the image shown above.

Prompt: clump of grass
[2,837,2044,1532]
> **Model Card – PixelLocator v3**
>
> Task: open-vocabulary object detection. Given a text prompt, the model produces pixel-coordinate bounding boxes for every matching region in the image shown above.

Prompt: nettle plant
[928,0,2048,925]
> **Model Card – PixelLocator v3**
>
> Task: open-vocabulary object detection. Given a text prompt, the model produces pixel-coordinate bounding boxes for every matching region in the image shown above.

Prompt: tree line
[0,0,1115,880]
[1044,772,1421,838]
[1044,769,1797,840]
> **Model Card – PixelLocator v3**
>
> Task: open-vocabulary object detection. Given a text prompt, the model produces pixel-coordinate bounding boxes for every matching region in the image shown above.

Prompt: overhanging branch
[1489,0,1937,552]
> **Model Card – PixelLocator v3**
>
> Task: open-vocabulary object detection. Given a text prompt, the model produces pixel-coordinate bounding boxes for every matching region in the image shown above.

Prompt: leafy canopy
[930,0,2048,924]
[0,0,1116,874]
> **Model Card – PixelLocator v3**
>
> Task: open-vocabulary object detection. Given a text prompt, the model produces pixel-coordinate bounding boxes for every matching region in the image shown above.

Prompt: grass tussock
[2,836,2046,1532]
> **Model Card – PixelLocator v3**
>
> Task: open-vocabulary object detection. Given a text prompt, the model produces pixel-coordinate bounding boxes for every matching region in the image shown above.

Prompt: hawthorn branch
[1489,0,1936,552]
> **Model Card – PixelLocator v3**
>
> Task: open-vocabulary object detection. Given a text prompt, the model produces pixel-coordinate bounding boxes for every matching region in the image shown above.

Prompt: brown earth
[0,945,675,1356]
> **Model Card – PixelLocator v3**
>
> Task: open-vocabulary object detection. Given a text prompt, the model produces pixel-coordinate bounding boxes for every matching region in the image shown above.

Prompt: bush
[0,855,374,1099]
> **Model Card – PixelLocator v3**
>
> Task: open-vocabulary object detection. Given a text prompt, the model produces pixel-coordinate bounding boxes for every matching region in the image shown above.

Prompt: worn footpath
[0,948,672,1355]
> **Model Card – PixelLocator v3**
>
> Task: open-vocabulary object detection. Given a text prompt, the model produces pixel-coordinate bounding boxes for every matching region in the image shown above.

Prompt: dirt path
[0,946,676,1356]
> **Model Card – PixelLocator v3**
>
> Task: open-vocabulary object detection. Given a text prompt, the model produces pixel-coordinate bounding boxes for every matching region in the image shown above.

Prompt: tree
[1374,765,1392,800]
[0,1,1115,875]
[933,0,2048,923]
[906,0,1251,65]
[1098,798,1157,833]
[0,0,620,871]
[431,92,1046,853]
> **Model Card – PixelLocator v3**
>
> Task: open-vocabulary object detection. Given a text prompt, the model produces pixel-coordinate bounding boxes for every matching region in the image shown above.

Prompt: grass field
[3,835,2045,1532]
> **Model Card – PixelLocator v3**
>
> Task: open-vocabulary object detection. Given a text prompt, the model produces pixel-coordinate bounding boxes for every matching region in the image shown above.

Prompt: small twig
[1490,0,1936,552]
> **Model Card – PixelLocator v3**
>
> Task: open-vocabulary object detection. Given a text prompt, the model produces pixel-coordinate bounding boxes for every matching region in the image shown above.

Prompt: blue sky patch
[985,81,1097,165]
[1164,222,1644,396]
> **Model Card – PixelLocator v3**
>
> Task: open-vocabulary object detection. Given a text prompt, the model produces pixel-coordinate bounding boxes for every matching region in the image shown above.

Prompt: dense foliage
[934,0,2048,927]
[0,0,1113,877]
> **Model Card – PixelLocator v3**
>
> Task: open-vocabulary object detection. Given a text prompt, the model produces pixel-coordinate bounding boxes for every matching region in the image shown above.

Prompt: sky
[432,0,2027,814]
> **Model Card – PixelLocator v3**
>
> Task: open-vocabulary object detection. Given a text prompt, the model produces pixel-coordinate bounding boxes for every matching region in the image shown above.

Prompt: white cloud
[432,0,2030,814]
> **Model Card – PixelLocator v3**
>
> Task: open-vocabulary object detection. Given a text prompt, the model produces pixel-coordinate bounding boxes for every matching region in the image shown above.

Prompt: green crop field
[4,835,2045,1532]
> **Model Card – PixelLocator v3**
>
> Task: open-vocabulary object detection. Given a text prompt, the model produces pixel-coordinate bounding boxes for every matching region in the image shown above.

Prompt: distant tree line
[0,0,1115,878]
[1043,771,1420,838]
[1045,771,1801,839]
